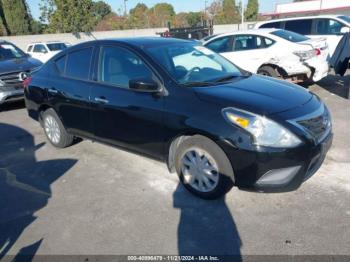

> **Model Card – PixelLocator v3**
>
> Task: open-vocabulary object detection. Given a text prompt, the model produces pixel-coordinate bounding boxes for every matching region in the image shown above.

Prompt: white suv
[26,42,68,63]
[255,15,350,57]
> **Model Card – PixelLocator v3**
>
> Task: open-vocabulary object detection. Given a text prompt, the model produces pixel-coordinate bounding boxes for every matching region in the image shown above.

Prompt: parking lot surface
[0,78,349,258]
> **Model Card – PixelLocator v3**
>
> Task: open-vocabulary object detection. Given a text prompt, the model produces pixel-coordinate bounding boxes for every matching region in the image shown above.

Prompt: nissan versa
[24,38,332,199]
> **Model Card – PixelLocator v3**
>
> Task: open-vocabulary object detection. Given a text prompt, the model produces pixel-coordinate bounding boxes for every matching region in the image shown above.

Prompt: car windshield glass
[0,43,25,60]
[271,29,309,42]
[47,43,67,51]
[145,43,242,85]
[339,16,350,24]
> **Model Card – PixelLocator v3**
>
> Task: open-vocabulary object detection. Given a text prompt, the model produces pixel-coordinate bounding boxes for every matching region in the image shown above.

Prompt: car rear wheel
[258,66,279,78]
[42,108,74,148]
[175,135,234,199]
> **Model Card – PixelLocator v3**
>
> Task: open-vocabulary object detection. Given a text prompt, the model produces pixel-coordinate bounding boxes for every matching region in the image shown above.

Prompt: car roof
[203,28,279,41]
[27,41,66,46]
[256,14,346,25]
[109,37,193,47]
[66,37,194,51]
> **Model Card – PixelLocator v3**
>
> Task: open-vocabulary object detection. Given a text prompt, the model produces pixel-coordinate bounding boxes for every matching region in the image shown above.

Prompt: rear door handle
[48,88,58,94]
[94,97,109,104]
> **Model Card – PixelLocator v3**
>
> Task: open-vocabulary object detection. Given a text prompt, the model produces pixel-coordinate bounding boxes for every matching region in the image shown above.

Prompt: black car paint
[24,38,332,191]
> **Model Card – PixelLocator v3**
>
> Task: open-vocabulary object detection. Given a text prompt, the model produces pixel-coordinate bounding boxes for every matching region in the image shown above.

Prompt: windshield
[271,29,309,43]
[339,16,350,24]
[0,43,26,60]
[145,43,242,85]
[47,43,67,51]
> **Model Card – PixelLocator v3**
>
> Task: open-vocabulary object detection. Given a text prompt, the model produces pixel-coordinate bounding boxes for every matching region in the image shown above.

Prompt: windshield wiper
[182,81,214,87]
[213,74,240,83]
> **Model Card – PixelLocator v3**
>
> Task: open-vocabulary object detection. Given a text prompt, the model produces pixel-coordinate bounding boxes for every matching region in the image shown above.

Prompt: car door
[47,47,95,138]
[89,45,164,158]
[312,18,348,56]
[32,44,48,62]
[222,35,274,73]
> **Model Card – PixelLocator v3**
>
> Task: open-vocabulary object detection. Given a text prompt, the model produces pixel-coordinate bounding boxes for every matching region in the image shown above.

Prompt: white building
[264,0,350,19]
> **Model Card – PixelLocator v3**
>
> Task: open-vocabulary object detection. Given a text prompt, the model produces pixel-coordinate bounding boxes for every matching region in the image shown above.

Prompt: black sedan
[24,38,332,199]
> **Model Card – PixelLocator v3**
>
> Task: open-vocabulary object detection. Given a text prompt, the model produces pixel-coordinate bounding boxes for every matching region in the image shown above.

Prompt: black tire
[174,135,234,200]
[42,108,74,148]
[257,66,279,78]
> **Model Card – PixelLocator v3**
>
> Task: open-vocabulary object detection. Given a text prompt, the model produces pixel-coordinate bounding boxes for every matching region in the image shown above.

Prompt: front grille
[296,107,331,143]
[0,71,29,86]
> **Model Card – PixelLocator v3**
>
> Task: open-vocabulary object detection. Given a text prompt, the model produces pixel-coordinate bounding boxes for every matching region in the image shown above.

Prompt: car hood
[194,74,313,115]
[0,57,42,74]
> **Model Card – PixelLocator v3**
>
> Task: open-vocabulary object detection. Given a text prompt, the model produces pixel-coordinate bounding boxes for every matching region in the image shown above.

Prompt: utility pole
[124,0,128,17]
[241,0,244,30]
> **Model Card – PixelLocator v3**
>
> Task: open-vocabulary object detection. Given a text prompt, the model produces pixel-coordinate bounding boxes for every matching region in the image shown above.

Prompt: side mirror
[129,78,160,93]
[340,27,350,34]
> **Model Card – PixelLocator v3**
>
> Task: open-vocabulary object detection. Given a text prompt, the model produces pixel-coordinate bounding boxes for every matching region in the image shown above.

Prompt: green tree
[222,0,240,24]
[186,12,202,27]
[245,0,258,21]
[1,0,31,35]
[129,3,149,28]
[92,1,112,23]
[40,0,96,33]
[0,1,9,35]
[148,3,175,27]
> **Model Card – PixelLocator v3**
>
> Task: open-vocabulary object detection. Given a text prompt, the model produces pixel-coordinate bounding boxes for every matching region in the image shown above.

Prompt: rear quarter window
[55,55,66,75]
[65,47,93,80]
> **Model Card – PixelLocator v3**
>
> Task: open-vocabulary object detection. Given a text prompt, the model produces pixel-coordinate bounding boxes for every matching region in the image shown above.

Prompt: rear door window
[233,35,260,51]
[205,36,233,53]
[66,47,93,80]
[285,19,312,35]
[27,45,33,52]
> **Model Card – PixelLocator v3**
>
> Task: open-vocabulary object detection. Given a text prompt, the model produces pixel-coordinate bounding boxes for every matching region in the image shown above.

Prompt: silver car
[0,41,42,105]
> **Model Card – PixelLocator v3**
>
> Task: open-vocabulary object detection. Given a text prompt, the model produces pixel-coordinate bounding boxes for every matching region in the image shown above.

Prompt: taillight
[23,76,32,89]
[315,48,321,56]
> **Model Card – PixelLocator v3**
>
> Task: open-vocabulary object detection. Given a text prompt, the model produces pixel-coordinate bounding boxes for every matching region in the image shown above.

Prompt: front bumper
[0,86,24,104]
[219,132,333,192]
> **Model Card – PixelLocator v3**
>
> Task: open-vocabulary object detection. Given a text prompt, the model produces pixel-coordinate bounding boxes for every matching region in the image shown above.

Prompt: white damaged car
[201,29,329,83]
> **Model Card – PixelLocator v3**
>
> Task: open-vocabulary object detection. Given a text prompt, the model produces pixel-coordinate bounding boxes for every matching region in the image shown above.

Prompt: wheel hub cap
[44,115,61,144]
[181,149,219,193]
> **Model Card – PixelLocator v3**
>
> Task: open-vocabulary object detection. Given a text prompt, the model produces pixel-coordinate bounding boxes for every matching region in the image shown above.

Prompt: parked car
[202,29,329,83]
[255,15,350,57]
[0,41,42,105]
[24,38,332,199]
[26,41,68,63]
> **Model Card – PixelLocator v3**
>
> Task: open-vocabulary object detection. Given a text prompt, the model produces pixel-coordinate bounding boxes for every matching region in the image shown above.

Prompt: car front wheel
[42,108,74,148]
[175,135,234,199]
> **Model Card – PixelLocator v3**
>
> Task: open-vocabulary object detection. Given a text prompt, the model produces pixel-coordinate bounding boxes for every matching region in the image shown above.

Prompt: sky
[26,0,294,20]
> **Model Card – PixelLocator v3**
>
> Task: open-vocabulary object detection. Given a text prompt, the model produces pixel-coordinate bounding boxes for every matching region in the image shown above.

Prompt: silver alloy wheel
[44,115,61,144]
[180,148,219,192]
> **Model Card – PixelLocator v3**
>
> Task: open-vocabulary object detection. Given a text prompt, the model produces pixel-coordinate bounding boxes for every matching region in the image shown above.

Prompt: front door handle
[94,97,109,104]
[48,88,58,94]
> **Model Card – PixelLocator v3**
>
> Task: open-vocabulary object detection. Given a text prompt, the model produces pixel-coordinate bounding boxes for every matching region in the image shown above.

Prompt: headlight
[222,108,302,148]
